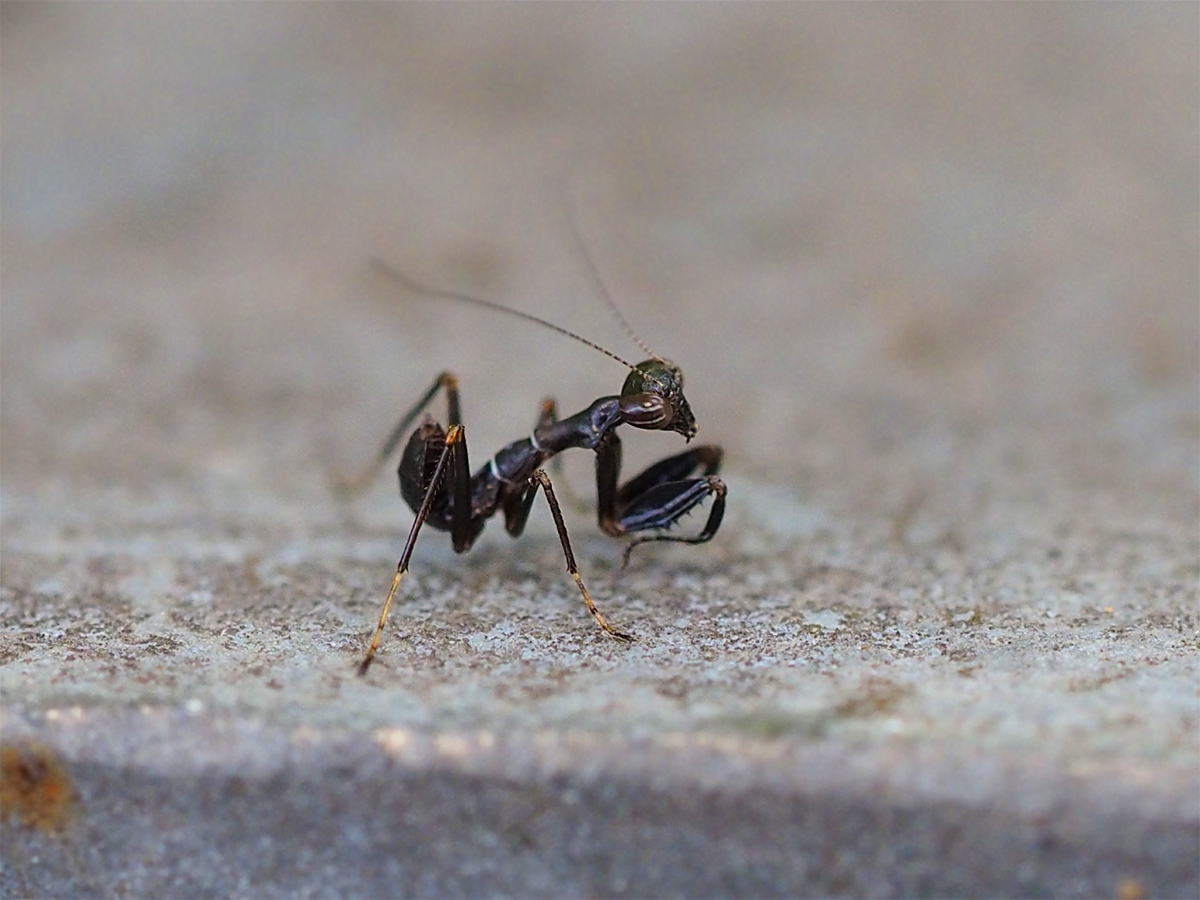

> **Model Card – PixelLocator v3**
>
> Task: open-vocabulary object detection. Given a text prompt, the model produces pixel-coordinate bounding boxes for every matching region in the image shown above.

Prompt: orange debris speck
[0,742,78,834]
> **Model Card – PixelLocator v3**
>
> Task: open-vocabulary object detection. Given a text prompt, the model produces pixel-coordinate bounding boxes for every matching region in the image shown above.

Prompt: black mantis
[341,247,726,676]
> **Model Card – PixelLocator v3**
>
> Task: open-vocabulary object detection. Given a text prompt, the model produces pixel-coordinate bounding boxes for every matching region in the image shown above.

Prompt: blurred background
[2,8,1196,894]
[4,3,1194,542]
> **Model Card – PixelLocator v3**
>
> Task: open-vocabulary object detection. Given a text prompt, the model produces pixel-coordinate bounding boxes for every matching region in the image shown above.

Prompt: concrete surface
[2,5,1197,897]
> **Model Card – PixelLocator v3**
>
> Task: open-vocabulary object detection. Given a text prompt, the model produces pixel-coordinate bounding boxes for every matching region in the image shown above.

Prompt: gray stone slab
[3,5,1197,897]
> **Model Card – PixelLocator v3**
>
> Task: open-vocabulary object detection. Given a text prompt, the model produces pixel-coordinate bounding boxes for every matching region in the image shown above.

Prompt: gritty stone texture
[2,5,1197,898]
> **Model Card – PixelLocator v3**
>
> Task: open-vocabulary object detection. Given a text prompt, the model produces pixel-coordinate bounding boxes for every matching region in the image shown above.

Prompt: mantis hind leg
[334,372,461,496]
[358,419,475,676]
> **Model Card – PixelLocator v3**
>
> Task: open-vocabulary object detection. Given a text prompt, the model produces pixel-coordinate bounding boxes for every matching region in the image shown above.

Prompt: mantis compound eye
[620,393,674,429]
